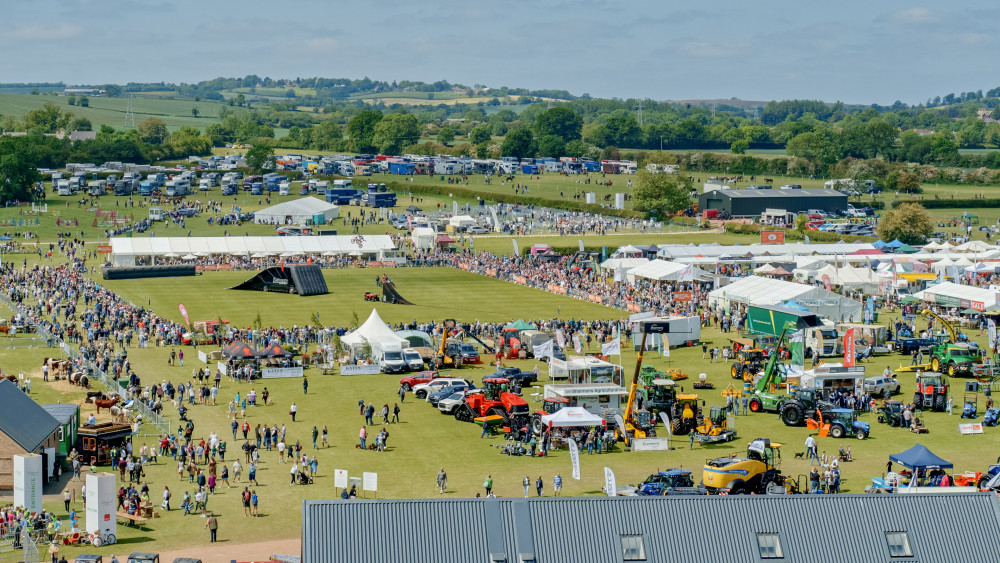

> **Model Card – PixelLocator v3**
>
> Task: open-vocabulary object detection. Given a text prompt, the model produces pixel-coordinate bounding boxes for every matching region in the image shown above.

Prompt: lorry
[746,305,839,358]
[519,330,553,357]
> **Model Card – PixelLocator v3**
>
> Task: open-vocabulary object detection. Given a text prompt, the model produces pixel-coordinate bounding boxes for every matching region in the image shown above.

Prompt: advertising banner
[261,367,304,379]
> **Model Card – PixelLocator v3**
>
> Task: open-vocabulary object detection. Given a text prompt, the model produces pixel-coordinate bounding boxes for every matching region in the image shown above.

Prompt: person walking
[162,486,171,511]
[290,402,297,422]
[359,426,367,450]
[321,425,329,447]
[805,435,819,465]
[392,403,400,423]
[522,475,530,498]
[484,474,494,495]
[302,376,308,395]
[535,475,544,497]
[381,404,389,424]
[742,395,748,416]
[205,512,218,542]
[436,468,447,493]
[553,473,563,496]
[312,426,319,449]
[399,385,406,403]
[947,396,955,415]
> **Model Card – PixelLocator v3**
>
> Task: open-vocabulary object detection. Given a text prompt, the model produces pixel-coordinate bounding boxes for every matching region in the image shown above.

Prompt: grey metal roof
[710,188,847,199]
[0,379,60,452]
[41,404,79,424]
[303,493,1000,563]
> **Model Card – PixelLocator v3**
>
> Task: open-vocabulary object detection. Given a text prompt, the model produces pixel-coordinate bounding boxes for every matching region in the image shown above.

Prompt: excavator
[746,321,797,414]
[920,310,979,376]
[433,319,463,369]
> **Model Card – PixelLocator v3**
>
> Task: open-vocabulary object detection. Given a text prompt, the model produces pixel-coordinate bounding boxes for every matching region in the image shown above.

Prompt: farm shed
[698,189,848,217]
[0,379,60,488]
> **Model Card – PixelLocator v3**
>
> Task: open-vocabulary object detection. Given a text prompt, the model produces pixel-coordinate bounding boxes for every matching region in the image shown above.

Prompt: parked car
[457,343,480,363]
[485,367,536,386]
[412,377,465,399]
[399,370,441,391]
[864,376,900,397]
[438,389,483,414]
[428,382,473,406]
[466,225,488,234]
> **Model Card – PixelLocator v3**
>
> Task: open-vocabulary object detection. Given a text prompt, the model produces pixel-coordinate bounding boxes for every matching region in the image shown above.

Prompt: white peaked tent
[956,240,994,253]
[449,215,477,228]
[599,257,649,272]
[341,309,408,358]
[540,406,605,428]
[708,275,863,320]
[411,227,436,250]
[254,196,340,224]
[626,260,705,282]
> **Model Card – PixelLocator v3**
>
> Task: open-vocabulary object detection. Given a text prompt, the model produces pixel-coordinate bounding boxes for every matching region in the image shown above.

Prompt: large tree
[469,125,492,145]
[534,107,582,142]
[245,143,275,173]
[500,127,536,159]
[632,169,692,215]
[347,110,383,153]
[0,136,42,201]
[877,202,933,244]
[372,113,421,155]
[536,135,566,158]
[137,118,169,145]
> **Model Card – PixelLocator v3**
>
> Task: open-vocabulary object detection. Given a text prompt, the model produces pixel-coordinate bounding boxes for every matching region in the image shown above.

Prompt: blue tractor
[828,408,870,439]
[637,469,706,496]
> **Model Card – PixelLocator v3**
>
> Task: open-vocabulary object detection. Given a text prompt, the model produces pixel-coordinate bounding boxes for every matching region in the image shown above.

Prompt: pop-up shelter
[889,444,953,471]
[540,406,605,428]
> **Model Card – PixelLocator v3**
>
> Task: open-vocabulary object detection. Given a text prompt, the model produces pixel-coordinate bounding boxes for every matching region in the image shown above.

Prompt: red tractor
[496,327,522,359]
[454,377,531,437]
[530,397,569,434]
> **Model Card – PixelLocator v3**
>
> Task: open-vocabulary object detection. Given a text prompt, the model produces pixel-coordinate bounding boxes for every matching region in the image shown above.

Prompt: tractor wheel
[730,363,740,379]
[748,398,763,413]
[402,383,411,391]
[454,403,474,423]
[931,357,940,372]
[781,404,804,427]
[934,394,947,412]
[877,415,884,424]
[729,482,747,495]
[671,417,683,435]
[530,414,543,435]
[947,362,956,376]
[830,425,845,439]
[856,428,868,440]
[455,356,463,369]
[913,392,922,407]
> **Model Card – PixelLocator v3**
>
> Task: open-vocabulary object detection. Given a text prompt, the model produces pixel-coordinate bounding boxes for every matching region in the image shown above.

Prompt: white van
[402,348,424,371]
[279,182,290,196]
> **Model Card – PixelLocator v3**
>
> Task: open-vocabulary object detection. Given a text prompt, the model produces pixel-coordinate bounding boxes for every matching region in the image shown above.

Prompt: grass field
[0,93,229,131]
[21,266,1000,559]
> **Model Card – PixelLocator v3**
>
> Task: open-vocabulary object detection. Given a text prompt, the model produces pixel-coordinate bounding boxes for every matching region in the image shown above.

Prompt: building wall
[0,432,29,489]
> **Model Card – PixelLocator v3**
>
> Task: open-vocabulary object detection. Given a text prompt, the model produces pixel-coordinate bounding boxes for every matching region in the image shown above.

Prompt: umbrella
[258,344,292,358]
[251,252,269,258]
[181,254,197,260]
[406,205,422,213]
[0,236,12,241]
[900,296,922,304]
[960,308,981,315]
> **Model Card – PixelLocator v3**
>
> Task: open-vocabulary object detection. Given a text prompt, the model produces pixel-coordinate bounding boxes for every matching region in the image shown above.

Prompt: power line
[124,94,135,128]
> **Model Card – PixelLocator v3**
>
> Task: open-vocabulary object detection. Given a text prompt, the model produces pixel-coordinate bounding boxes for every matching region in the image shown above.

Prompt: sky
[3,0,999,106]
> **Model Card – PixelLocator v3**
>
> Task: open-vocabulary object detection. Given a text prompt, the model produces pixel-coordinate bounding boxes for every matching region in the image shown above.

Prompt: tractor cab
[482,377,511,401]
[830,408,870,439]
[693,406,737,443]
[539,397,569,415]
[632,409,654,433]
[642,378,677,411]
[747,438,781,469]
[638,469,696,496]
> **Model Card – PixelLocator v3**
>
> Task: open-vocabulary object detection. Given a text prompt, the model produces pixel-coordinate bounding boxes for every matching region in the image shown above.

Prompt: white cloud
[893,7,937,23]
[682,41,742,58]
[6,23,82,41]
[959,32,991,46]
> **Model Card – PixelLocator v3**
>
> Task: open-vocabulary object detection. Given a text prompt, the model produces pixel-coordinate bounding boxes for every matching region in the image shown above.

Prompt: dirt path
[109,537,300,562]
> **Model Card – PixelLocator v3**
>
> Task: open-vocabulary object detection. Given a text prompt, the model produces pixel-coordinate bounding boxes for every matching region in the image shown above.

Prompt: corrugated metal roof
[713,188,847,199]
[0,379,60,452]
[41,404,80,424]
[303,494,1000,563]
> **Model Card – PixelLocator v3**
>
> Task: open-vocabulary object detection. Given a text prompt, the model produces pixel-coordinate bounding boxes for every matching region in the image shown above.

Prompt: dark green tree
[536,135,566,158]
[631,169,692,214]
[500,127,536,159]
[245,143,275,173]
[347,110,384,153]
[534,107,583,142]
[469,125,492,145]
[372,113,421,155]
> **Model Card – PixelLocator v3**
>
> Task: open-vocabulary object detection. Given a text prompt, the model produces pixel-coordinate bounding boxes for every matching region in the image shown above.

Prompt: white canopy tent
[341,309,409,359]
[109,235,396,266]
[625,260,707,283]
[708,275,863,320]
[253,197,340,225]
[913,282,999,312]
[411,227,436,250]
[813,264,880,294]
[540,407,605,428]
[449,215,478,228]
[599,257,649,272]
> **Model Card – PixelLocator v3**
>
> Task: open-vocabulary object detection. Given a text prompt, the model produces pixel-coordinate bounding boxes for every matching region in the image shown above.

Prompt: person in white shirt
[804,435,819,465]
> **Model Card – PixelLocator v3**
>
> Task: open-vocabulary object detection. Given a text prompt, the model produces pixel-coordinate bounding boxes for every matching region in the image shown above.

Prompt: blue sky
[2,0,997,105]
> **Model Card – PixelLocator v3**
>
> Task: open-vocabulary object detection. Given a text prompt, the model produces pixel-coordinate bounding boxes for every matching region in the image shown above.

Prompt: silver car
[864,376,900,397]
[438,390,482,414]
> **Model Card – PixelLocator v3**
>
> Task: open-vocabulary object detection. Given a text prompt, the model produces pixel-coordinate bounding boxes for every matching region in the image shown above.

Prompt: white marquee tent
[341,309,409,359]
[913,282,999,312]
[708,275,863,320]
[109,235,396,266]
[411,227,436,250]
[449,215,477,228]
[625,260,708,283]
[253,197,340,225]
[540,406,605,428]
[599,257,649,273]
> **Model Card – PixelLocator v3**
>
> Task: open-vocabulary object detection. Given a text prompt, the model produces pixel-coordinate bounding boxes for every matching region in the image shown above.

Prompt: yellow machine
[617,326,663,444]
[702,438,784,494]
[692,406,737,444]
[434,319,462,369]
[671,393,702,435]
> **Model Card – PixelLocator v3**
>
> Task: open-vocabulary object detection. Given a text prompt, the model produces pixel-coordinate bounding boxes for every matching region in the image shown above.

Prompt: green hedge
[891,198,1000,210]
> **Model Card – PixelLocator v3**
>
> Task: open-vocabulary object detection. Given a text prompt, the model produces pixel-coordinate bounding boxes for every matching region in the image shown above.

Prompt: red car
[399,370,441,391]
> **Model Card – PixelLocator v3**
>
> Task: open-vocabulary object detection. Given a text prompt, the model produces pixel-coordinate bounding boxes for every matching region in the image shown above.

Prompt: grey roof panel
[0,379,60,452]
[303,494,1000,563]
[41,404,80,424]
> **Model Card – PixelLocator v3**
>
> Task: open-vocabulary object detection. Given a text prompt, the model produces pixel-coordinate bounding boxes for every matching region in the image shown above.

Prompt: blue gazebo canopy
[889,443,953,470]
[885,239,905,249]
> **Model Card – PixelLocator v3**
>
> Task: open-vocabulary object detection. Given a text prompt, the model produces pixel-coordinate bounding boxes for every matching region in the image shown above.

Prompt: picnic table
[116,511,149,527]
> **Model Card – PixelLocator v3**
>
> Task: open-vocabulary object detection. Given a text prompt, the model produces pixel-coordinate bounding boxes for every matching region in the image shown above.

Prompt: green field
[0,93,229,131]
[23,265,1000,559]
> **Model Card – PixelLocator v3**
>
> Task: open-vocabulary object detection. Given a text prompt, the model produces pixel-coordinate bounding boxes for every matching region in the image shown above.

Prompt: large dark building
[699,188,848,217]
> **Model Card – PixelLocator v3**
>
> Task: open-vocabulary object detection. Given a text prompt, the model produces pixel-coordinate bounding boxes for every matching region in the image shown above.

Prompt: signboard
[642,320,672,334]
[198,350,209,364]
[761,231,785,244]
[349,476,362,491]
[626,303,642,312]
[604,467,617,497]
[334,469,348,489]
[96,245,112,254]
[13,455,42,514]
[217,362,228,376]
[959,423,984,435]
[588,294,603,303]
[340,364,382,376]
[85,473,116,539]
[843,327,855,367]
[513,275,528,285]
[363,472,378,492]
[630,438,671,451]
[261,367,304,379]
[673,291,692,302]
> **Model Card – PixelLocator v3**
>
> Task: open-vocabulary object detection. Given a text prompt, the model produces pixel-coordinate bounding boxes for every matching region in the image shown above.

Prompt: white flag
[614,265,624,283]
[567,439,581,480]
[556,329,567,349]
[572,334,583,354]
[512,239,519,256]
[678,264,694,282]
[658,412,672,437]
[601,338,621,356]
[604,467,617,497]
[533,339,554,360]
